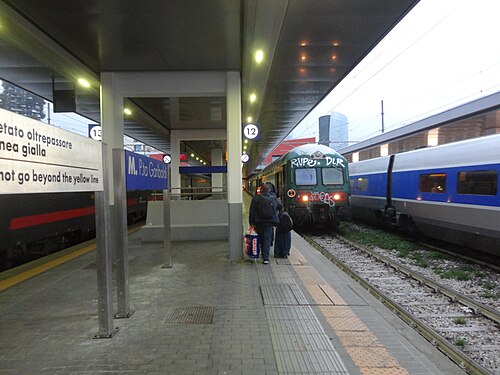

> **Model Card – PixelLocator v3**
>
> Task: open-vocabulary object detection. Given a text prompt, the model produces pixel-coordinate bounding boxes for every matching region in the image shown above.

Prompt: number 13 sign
[242,123,260,140]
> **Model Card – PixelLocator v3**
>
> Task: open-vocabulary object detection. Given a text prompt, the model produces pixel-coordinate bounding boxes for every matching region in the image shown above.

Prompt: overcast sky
[291,0,500,144]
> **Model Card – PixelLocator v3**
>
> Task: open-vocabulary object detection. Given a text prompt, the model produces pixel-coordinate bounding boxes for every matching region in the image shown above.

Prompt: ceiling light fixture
[255,50,264,63]
[77,78,90,88]
[249,93,256,103]
[123,108,132,115]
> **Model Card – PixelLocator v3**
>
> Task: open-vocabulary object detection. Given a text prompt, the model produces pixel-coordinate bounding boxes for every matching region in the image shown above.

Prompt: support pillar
[211,147,224,198]
[100,72,131,319]
[226,71,243,261]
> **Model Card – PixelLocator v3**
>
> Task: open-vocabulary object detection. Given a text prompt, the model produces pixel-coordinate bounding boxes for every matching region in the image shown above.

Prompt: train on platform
[0,172,213,272]
[348,133,500,256]
[0,191,150,272]
[246,144,351,229]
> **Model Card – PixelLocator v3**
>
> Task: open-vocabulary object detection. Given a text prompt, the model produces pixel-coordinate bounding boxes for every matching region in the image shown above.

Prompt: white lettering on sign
[128,155,137,175]
[290,156,345,168]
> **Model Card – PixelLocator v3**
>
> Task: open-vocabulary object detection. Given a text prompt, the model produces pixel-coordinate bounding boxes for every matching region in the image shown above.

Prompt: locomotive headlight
[333,193,341,201]
[302,195,309,202]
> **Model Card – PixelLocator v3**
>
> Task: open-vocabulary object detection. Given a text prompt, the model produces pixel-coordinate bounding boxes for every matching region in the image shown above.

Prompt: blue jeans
[255,224,273,261]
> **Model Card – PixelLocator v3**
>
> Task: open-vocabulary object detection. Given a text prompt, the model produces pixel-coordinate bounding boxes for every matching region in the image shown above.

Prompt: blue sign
[125,151,168,190]
[179,166,227,174]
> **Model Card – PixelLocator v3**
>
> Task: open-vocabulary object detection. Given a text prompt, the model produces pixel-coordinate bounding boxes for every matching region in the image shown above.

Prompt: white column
[226,71,243,260]
[211,147,223,193]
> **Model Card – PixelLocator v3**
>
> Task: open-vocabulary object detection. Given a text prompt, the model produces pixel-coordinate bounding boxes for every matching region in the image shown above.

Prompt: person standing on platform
[274,209,293,258]
[249,183,282,264]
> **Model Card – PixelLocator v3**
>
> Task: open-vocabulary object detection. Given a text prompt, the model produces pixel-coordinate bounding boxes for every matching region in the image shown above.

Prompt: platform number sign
[88,124,102,141]
[242,123,260,140]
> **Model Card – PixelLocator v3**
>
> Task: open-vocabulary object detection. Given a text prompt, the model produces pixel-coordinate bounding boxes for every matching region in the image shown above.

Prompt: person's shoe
[263,260,269,264]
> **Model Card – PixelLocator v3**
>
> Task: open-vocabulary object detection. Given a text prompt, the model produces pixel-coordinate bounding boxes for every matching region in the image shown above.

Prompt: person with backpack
[249,183,282,264]
[274,209,293,258]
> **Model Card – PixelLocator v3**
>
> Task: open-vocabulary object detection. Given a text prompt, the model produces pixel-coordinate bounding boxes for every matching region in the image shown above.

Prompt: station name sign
[0,108,103,194]
[125,150,168,191]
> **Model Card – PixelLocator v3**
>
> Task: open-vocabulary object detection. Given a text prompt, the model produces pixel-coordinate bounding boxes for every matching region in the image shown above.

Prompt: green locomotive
[247,144,351,228]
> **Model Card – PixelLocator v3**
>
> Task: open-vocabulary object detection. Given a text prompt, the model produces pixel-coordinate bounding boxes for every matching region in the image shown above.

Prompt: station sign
[241,154,249,163]
[242,123,260,140]
[125,150,168,191]
[88,124,102,141]
[0,108,103,194]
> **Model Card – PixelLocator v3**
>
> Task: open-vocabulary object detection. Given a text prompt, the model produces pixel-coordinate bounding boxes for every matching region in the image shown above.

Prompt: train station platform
[0,203,462,375]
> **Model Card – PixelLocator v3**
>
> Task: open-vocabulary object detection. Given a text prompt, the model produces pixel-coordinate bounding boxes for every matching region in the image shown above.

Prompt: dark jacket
[249,192,282,226]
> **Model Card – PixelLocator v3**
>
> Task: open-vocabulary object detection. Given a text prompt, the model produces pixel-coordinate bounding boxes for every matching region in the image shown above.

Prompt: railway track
[302,232,500,375]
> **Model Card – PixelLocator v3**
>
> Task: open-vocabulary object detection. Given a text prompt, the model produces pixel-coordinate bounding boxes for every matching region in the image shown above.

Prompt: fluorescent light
[77,78,90,88]
[255,50,264,63]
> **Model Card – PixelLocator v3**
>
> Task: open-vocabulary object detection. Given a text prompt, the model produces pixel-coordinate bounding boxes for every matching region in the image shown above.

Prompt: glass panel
[419,173,446,193]
[322,168,344,185]
[295,168,317,186]
[351,177,369,192]
[457,170,497,195]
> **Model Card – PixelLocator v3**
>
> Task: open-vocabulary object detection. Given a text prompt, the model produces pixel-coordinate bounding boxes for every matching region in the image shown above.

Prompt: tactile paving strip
[346,347,401,368]
[291,246,409,374]
[360,367,410,375]
[294,266,325,285]
[259,260,349,373]
[261,284,299,305]
[319,284,348,305]
[336,331,383,347]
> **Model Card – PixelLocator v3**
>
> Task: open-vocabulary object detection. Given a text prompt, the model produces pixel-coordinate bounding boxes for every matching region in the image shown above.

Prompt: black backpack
[278,211,293,232]
[257,194,276,220]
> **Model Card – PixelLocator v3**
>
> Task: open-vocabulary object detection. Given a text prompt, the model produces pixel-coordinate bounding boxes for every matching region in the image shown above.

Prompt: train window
[419,173,446,193]
[350,177,368,192]
[322,168,344,185]
[457,170,497,195]
[295,168,317,186]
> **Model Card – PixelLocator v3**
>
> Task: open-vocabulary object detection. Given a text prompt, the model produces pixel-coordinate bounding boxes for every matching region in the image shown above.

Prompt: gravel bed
[312,233,500,374]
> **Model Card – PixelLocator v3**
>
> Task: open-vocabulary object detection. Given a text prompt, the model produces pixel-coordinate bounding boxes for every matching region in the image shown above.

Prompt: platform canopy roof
[0,0,419,176]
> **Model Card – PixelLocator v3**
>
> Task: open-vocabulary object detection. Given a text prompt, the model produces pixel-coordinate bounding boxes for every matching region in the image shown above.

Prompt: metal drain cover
[163,306,214,324]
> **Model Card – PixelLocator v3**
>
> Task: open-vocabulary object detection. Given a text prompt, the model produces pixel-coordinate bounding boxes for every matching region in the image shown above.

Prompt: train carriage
[349,134,500,255]
[249,144,351,229]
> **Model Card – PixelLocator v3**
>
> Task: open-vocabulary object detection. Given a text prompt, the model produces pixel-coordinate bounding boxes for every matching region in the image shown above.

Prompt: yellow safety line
[290,245,410,374]
[0,243,96,292]
[0,225,142,292]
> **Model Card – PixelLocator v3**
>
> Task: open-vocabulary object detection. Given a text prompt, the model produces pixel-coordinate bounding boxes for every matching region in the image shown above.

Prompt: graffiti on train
[290,156,345,168]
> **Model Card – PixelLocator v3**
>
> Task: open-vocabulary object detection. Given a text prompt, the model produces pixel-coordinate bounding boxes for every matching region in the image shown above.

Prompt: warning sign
[0,108,103,194]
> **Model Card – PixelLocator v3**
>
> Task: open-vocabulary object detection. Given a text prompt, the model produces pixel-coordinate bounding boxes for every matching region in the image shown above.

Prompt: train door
[276,171,284,199]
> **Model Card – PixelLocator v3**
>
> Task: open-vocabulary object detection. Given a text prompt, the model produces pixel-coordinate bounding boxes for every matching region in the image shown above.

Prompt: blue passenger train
[348,134,500,255]
[247,144,351,229]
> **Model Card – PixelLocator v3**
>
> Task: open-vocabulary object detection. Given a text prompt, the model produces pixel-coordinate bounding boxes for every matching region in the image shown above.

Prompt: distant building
[0,80,45,120]
[318,115,330,146]
[318,112,348,150]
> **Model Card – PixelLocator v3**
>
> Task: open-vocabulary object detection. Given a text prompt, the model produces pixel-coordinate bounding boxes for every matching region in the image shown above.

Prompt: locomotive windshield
[295,168,317,185]
[322,168,344,185]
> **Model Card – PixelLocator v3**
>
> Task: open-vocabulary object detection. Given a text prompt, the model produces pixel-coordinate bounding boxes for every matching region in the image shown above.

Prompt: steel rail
[301,233,494,375]
[336,234,500,326]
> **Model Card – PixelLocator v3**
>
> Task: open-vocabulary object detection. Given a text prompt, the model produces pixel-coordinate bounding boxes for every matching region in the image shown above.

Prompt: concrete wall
[141,200,229,242]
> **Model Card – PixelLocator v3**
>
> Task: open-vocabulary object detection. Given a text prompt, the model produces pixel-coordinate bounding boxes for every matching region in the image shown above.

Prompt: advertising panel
[0,108,103,194]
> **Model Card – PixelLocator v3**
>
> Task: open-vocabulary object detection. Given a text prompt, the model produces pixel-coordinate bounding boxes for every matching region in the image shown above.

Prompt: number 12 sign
[242,123,260,140]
